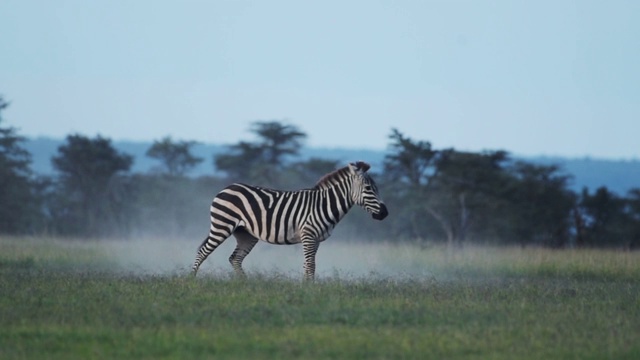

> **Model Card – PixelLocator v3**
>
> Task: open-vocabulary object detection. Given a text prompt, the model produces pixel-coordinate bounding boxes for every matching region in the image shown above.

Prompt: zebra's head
[348,161,389,221]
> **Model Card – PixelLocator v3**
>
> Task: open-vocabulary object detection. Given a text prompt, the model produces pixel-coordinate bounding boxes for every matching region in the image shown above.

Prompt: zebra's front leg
[302,239,320,281]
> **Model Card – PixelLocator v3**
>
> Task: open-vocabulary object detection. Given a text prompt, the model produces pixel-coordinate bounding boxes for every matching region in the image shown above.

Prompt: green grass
[1,237,639,359]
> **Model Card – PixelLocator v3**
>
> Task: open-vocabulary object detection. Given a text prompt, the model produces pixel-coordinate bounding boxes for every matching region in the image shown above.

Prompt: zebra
[191,161,388,280]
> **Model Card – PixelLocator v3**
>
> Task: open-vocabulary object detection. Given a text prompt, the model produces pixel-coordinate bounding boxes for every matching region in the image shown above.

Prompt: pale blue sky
[1,0,639,159]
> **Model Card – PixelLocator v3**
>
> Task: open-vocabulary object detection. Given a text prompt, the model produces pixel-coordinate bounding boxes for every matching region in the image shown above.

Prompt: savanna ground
[1,236,639,359]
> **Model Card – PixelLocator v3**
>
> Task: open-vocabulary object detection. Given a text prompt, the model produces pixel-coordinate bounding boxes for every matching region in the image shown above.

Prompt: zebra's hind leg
[229,228,259,278]
[192,229,232,276]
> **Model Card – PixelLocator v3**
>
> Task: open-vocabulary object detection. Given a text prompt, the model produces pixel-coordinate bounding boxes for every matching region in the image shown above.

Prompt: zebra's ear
[349,161,371,174]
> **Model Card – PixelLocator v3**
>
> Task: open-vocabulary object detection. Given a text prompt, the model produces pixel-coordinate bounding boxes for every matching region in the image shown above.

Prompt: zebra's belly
[244,224,334,245]
[240,225,302,245]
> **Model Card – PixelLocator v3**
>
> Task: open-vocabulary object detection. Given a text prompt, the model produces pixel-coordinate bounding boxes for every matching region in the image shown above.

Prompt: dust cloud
[99,236,436,279]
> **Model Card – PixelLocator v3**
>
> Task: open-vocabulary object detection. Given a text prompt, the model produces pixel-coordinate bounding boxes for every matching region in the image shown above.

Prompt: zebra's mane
[313,166,352,189]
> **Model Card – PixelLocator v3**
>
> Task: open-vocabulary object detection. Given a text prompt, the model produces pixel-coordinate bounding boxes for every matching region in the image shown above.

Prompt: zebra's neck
[313,174,355,222]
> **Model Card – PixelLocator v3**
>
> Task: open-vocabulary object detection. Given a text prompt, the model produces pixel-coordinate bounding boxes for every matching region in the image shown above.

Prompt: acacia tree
[0,96,38,234]
[135,137,208,237]
[252,121,306,167]
[382,128,576,247]
[214,140,264,182]
[383,129,502,245]
[578,187,634,248]
[503,162,575,247]
[146,136,203,177]
[51,134,133,237]
[383,128,445,240]
[625,189,640,250]
[429,150,511,246]
[214,120,307,186]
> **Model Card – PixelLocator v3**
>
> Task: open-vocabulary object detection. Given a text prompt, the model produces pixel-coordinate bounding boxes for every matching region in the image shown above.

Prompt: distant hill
[528,156,640,195]
[24,137,639,195]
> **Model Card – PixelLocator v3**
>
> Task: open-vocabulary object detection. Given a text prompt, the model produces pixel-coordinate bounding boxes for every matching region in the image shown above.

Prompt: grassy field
[1,237,639,359]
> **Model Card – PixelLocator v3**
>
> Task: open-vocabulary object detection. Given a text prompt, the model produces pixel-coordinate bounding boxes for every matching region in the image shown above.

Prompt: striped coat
[191,161,388,279]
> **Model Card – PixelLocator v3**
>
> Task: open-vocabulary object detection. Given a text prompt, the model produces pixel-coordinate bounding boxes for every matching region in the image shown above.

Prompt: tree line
[1,96,639,248]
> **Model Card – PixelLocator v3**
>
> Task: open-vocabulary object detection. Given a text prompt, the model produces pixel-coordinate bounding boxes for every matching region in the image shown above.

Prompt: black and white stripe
[191,161,388,279]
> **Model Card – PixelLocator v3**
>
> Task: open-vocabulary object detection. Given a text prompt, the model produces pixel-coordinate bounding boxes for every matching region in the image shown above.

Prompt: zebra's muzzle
[372,203,388,220]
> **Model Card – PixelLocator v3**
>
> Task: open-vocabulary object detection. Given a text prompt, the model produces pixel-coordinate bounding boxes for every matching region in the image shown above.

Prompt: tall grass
[1,236,639,359]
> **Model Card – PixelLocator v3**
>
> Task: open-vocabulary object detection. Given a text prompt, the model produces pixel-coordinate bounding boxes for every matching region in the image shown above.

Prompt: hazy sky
[2,0,639,159]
